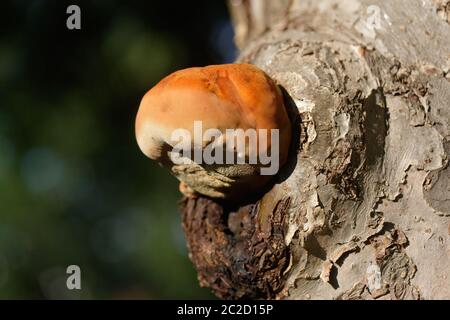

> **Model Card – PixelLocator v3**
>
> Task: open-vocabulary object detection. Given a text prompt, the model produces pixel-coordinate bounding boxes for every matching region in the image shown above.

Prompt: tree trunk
[181,0,450,300]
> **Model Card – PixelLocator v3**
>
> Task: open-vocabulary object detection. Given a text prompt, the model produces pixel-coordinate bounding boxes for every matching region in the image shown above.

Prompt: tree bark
[181,0,450,300]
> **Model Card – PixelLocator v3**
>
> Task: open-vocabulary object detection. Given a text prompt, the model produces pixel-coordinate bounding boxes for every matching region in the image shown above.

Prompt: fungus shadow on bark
[276,85,301,184]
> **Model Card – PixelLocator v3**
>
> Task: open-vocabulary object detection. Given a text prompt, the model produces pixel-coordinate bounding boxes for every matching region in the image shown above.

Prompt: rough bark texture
[181,0,450,299]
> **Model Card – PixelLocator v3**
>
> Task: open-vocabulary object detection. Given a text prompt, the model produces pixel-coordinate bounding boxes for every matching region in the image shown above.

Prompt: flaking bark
[180,0,450,299]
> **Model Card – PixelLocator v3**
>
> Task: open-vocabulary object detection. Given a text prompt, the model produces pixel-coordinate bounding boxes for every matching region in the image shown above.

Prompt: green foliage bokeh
[0,0,235,299]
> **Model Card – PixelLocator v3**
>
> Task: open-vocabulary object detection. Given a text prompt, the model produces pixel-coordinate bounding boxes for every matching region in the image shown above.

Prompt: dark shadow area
[328,264,340,290]
[0,0,237,299]
[303,235,327,261]
[276,85,301,184]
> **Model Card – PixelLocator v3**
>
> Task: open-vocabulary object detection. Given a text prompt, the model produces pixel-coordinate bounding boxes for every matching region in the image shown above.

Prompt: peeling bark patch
[383,94,445,200]
[367,224,419,300]
[423,165,450,216]
[435,0,450,24]
[366,263,382,292]
[336,282,367,300]
[180,196,290,299]
[405,93,426,127]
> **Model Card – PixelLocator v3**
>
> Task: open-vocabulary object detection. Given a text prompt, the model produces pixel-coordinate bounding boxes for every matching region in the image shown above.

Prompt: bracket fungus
[135,64,294,299]
[135,63,291,202]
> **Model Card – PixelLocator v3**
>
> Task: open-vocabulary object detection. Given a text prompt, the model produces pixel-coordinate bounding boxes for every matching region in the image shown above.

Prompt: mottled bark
[181,0,450,299]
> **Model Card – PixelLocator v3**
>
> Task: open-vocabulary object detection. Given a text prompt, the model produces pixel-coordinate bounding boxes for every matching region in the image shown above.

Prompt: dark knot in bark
[180,196,291,299]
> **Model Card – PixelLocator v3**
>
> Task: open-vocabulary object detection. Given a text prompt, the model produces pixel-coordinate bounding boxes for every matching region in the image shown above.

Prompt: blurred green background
[0,0,236,299]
